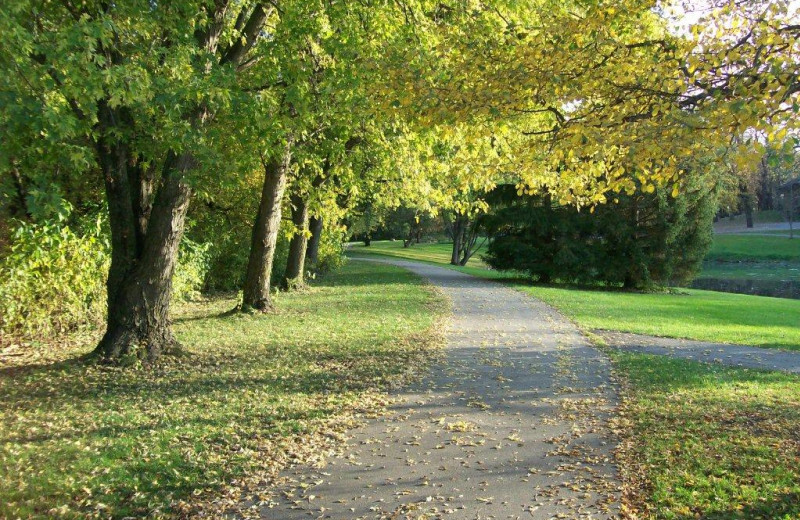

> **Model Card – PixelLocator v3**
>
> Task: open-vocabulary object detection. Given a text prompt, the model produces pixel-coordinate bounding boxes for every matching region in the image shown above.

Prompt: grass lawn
[351,240,488,268]
[706,234,800,262]
[0,261,446,519]
[520,284,800,350]
[351,240,800,350]
[698,261,800,282]
[614,353,800,519]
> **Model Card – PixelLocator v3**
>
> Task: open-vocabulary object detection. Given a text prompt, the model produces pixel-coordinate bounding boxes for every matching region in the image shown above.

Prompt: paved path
[714,222,796,234]
[255,259,621,519]
[596,331,800,374]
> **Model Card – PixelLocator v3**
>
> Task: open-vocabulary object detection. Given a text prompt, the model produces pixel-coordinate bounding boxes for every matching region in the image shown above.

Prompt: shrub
[173,238,212,302]
[314,221,347,274]
[0,216,109,340]
[0,213,215,341]
[484,180,715,289]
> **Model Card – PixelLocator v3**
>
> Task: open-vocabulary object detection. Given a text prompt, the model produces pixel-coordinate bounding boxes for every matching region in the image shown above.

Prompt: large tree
[1,2,277,362]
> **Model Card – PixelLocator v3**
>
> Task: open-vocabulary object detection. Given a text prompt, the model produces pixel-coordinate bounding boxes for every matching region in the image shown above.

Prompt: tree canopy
[1,0,798,362]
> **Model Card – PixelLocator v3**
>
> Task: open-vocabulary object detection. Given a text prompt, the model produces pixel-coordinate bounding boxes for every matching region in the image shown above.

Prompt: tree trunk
[450,216,463,265]
[457,215,484,266]
[744,199,754,228]
[306,216,323,265]
[282,193,310,290]
[9,164,32,220]
[242,141,292,312]
[739,182,754,228]
[94,147,193,363]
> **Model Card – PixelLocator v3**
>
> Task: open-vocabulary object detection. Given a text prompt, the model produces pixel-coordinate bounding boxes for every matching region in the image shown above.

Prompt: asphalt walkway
[258,259,621,519]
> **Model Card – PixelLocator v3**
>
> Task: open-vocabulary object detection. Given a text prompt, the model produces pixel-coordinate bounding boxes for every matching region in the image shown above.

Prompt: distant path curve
[255,258,621,519]
[596,331,800,374]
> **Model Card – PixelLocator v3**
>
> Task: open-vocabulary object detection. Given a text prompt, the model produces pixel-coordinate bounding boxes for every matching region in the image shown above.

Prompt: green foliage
[314,222,346,274]
[202,230,251,293]
[270,219,293,285]
[0,216,109,339]
[172,238,212,302]
[0,214,215,341]
[484,182,715,289]
[0,262,446,518]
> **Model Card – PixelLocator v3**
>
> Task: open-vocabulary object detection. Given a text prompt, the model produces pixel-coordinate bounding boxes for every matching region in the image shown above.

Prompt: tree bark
[450,215,463,265]
[282,193,309,290]
[455,214,484,266]
[242,141,292,311]
[739,181,754,228]
[744,198,754,228]
[94,146,193,363]
[9,164,32,220]
[306,216,323,265]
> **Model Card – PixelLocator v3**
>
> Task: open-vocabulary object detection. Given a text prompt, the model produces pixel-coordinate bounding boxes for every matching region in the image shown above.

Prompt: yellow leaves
[444,420,476,432]
[768,127,788,143]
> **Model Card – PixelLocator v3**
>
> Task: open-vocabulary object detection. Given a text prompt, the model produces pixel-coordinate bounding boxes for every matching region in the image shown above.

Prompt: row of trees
[2,0,798,365]
[718,143,800,226]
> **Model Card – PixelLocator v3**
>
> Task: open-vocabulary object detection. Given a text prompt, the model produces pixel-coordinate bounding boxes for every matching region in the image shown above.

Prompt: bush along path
[246,259,621,519]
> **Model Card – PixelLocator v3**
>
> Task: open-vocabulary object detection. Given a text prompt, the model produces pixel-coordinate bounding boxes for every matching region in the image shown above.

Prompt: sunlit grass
[350,240,488,267]
[519,285,800,350]
[707,235,800,262]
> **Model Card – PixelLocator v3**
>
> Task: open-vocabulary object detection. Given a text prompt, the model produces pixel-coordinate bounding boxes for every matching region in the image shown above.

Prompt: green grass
[701,235,800,293]
[520,285,800,350]
[614,353,800,519]
[698,261,800,282]
[0,261,446,519]
[707,235,800,262]
[351,240,488,267]
[352,240,800,350]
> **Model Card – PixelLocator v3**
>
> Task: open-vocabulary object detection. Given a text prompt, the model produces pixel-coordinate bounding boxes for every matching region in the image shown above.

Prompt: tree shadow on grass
[620,354,800,520]
[0,352,95,378]
[0,336,423,517]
